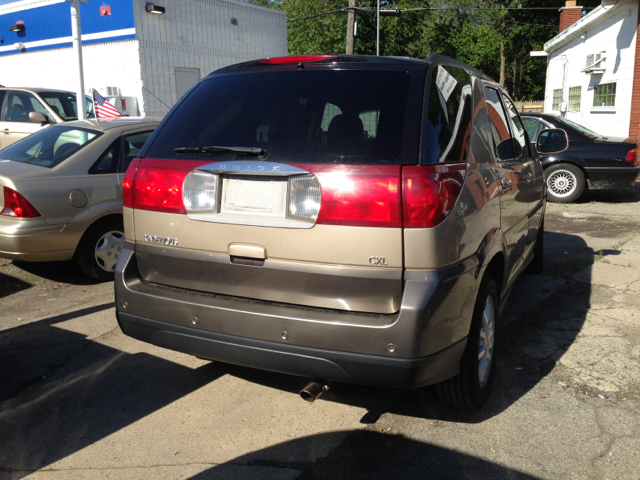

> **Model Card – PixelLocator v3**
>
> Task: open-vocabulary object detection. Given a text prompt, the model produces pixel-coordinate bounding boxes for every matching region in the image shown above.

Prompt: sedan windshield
[0,126,102,168]
[39,92,96,121]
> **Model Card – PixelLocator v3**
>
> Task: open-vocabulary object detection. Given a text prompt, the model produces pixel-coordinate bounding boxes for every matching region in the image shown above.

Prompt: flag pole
[68,0,87,120]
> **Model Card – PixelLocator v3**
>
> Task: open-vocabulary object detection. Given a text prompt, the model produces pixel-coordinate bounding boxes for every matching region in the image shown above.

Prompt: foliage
[241,0,603,100]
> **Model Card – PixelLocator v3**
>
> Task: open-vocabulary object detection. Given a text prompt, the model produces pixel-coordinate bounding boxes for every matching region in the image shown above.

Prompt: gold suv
[114,55,567,409]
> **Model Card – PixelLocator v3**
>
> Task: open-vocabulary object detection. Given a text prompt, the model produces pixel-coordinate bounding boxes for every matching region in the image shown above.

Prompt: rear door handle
[2,129,10,135]
[500,178,510,190]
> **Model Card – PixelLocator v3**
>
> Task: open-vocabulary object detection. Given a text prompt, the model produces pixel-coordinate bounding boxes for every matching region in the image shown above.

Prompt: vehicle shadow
[0,307,223,477]
[189,431,541,479]
[576,184,640,204]
[0,271,32,299]
[200,230,593,426]
[11,259,103,286]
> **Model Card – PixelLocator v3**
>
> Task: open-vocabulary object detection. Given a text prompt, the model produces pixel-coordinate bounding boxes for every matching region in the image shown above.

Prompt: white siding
[133,0,288,117]
[0,40,143,107]
[544,2,638,137]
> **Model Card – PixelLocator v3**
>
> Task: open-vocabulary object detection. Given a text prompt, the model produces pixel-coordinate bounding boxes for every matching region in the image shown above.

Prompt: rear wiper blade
[174,146,267,158]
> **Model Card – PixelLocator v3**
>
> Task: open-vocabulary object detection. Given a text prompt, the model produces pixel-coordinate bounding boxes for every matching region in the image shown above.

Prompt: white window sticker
[436,66,458,102]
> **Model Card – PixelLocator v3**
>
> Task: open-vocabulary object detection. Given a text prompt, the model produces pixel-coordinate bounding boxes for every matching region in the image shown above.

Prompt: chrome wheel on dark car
[544,163,585,203]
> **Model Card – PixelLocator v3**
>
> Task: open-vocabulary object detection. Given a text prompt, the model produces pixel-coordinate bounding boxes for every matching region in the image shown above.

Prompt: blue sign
[0,0,136,56]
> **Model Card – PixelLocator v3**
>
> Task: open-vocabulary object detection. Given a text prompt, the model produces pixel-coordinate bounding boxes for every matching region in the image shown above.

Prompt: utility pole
[346,0,356,55]
[376,0,380,56]
[68,0,87,120]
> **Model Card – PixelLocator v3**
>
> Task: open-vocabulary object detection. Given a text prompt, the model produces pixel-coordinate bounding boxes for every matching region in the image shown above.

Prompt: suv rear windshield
[145,70,412,165]
[0,126,101,168]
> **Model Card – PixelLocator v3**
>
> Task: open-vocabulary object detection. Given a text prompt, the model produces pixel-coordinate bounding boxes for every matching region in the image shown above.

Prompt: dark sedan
[521,113,639,202]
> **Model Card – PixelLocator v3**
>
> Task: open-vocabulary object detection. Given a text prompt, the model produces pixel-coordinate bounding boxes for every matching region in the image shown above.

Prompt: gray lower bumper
[115,243,480,387]
[117,311,467,387]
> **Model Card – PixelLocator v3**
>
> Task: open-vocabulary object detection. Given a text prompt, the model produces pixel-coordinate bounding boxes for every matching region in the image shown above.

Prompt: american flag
[92,89,120,118]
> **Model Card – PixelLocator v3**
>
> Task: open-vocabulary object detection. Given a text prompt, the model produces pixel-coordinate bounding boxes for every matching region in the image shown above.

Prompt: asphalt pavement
[1,187,639,480]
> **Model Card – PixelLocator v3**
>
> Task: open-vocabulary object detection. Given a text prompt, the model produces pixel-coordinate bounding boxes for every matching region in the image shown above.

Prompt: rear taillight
[1,186,40,218]
[402,164,466,228]
[125,159,209,214]
[626,148,637,163]
[258,55,338,64]
[122,158,141,208]
[310,166,402,228]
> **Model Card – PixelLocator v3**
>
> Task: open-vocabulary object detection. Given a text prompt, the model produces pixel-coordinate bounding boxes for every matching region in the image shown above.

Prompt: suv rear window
[145,70,412,165]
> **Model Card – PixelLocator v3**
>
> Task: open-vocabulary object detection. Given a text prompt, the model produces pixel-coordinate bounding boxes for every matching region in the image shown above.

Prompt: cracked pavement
[1,187,639,479]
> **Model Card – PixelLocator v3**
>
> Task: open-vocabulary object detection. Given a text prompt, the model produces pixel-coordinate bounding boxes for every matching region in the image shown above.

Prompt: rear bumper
[585,166,640,190]
[117,311,467,387]
[115,243,481,387]
[0,218,79,262]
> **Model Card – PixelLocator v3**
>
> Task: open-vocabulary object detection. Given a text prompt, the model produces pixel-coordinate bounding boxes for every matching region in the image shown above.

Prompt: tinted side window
[120,131,153,172]
[501,95,526,157]
[6,91,48,122]
[522,118,540,142]
[90,139,120,174]
[423,65,473,164]
[483,87,514,161]
[0,91,6,119]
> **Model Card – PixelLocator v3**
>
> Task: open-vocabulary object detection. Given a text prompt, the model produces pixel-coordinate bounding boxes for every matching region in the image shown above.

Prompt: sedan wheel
[544,163,585,203]
[75,216,125,281]
[95,230,125,272]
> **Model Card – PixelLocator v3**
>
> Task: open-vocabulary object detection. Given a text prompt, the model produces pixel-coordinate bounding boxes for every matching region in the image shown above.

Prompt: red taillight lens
[626,148,637,163]
[305,166,401,228]
[128,159,209,214]
[258,55,338,64]
[402,164,466,228]
[122,158,141,208]
[1,186,41,218]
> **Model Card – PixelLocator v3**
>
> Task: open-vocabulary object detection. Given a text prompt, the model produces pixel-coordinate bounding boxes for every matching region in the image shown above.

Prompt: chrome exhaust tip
[300,381,329,403]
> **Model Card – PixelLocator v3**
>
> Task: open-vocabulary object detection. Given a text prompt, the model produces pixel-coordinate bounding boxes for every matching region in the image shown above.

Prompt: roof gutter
[544,2,622,54]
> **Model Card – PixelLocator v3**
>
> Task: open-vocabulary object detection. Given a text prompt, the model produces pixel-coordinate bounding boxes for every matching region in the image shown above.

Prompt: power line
[288,5,593,23]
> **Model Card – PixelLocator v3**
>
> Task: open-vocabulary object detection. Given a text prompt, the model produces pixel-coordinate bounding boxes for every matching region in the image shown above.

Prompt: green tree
[241,0,603,100]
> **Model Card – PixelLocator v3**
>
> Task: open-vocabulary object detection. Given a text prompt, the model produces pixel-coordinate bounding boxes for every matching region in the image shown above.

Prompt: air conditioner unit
[101,86,120,96]
[582,52,606,74]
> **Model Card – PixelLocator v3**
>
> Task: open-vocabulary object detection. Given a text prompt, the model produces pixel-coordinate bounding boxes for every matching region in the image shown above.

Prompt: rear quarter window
[144,69,414,165]
[422,64,473,164]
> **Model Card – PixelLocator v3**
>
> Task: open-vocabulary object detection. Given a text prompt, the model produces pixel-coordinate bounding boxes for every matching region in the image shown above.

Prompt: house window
[568,86,581,112]
[552,89,563,111]
[593,82,616,107]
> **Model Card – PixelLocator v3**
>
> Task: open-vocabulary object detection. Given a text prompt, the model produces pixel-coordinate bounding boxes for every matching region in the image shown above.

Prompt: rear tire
[544,163,585,203]
[525,219,544,275]
[75,216,125,281]
[432,275,498,410]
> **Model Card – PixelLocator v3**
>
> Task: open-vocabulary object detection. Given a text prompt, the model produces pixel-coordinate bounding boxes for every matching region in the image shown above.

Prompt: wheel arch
[73,213,124,255]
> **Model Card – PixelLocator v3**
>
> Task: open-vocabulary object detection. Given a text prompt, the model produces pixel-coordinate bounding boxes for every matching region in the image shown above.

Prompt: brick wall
[560,7,582,33]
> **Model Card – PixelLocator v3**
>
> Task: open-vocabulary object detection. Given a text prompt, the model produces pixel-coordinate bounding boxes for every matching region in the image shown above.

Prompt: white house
[542,0,640,139]
[0,0,287,117]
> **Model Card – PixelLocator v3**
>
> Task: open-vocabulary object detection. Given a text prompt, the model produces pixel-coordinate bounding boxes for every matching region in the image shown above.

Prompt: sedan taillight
[626,148,638,164]
[1,186,41,218]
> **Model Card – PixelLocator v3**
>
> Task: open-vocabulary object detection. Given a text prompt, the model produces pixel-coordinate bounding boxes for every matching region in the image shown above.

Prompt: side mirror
[536,128,568,155]
[29,111,49,124]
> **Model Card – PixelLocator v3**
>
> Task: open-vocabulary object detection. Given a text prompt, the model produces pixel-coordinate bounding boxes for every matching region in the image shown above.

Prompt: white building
[0,0,287,117]
[542,0,640,139]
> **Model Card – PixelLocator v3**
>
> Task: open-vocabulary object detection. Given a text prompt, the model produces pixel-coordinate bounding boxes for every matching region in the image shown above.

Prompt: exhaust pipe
[300,381,329,403]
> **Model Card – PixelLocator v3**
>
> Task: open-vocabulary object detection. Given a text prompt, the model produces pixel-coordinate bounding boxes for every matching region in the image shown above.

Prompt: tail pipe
[300,381,329,403]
